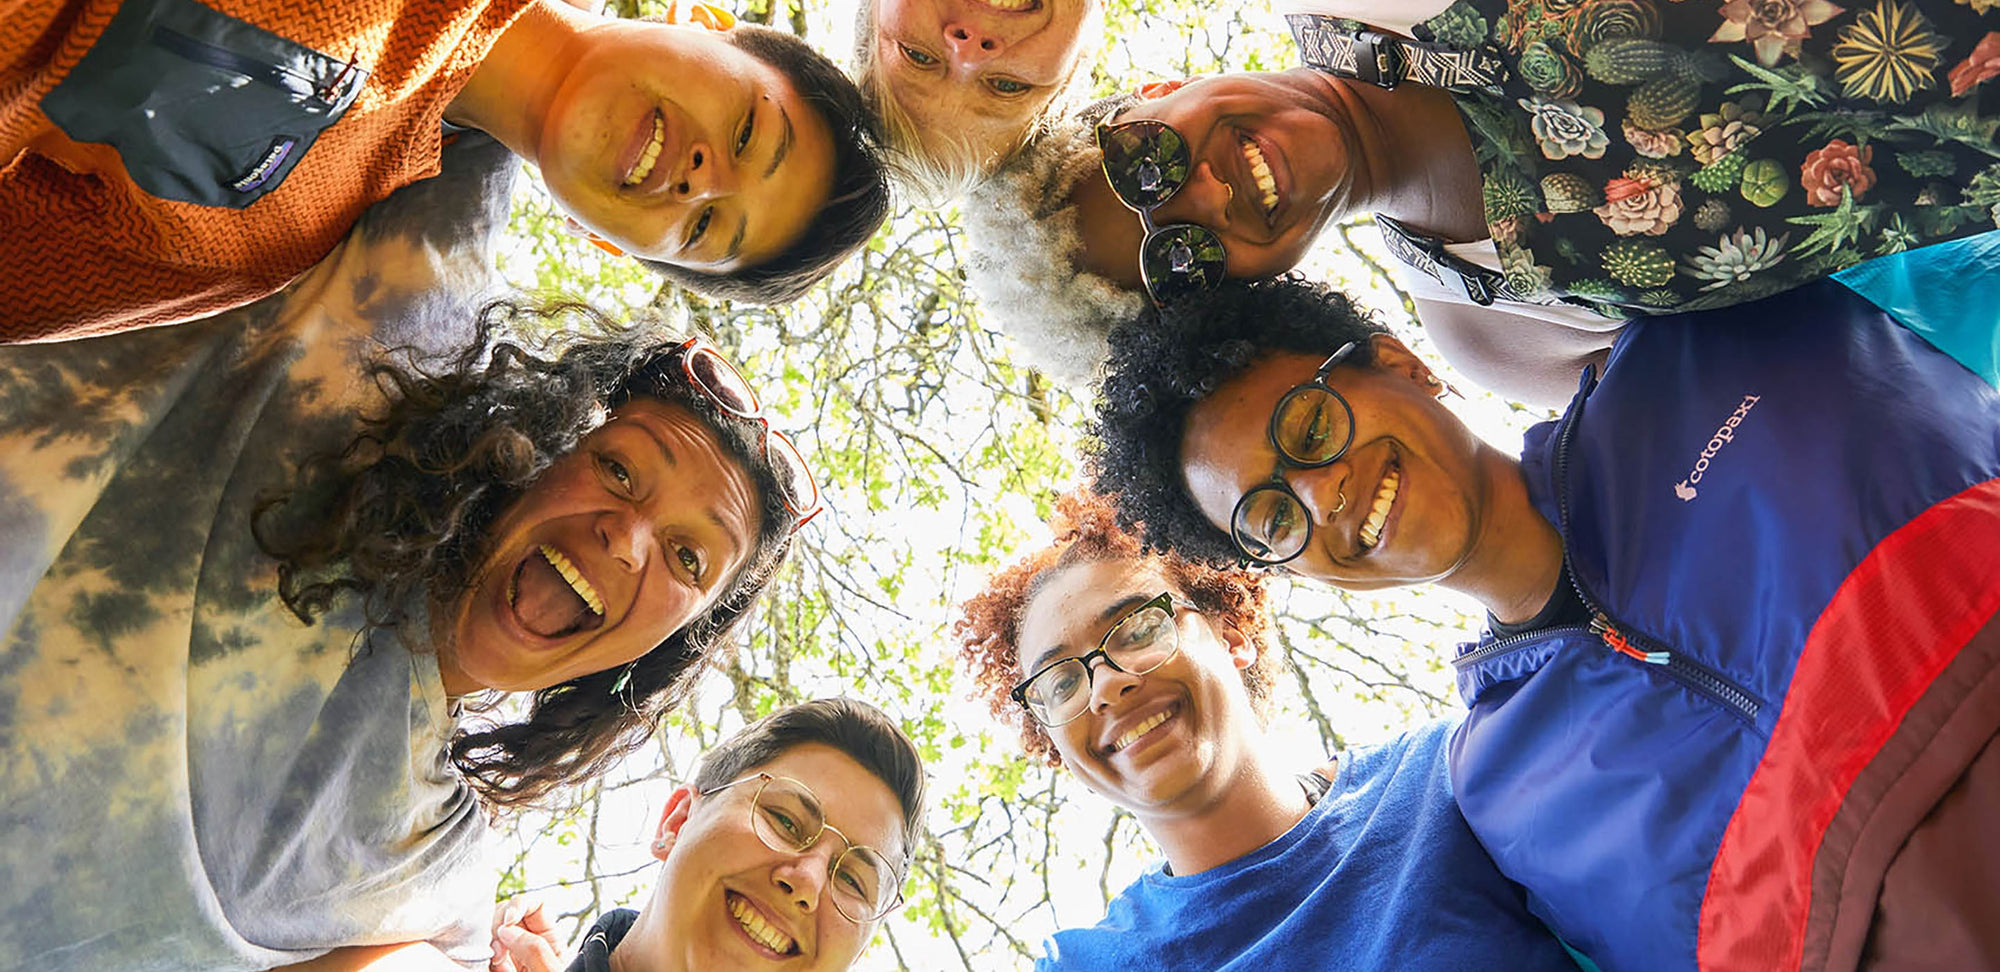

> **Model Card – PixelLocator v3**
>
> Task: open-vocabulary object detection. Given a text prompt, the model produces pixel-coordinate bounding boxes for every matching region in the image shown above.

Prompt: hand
[489,899,563,972]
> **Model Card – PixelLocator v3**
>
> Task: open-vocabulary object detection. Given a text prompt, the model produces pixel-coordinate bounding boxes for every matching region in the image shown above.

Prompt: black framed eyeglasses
[1230,341,1361,565]
[702,771,906,922]
[669,338,824,531]
[1096,119,1228,306]
[1010,592,1180,727]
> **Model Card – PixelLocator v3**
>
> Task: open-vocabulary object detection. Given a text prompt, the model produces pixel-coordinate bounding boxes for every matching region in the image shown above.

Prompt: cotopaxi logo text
[1675,394,1760,502]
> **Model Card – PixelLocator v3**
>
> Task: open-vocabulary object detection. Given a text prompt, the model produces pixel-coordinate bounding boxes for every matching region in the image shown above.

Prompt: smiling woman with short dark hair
[0,0,891,340]
[964,0,2000,403]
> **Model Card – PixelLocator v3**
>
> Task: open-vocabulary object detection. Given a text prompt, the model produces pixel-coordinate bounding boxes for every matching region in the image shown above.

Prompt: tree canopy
[487,1,1550,967]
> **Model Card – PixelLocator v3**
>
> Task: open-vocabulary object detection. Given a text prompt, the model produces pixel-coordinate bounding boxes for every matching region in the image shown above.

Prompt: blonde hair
[852,0,1105,206]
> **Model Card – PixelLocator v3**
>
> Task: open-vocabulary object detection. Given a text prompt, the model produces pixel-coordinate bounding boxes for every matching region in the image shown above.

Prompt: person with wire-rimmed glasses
[490,698,926,972]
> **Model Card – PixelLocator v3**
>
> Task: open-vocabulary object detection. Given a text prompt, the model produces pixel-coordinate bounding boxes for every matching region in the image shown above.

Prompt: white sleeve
[1266,0,1453,36]
[1413,295,1622,409]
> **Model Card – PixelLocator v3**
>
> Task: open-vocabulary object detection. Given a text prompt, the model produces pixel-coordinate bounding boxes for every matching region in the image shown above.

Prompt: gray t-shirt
[0,134,518,970]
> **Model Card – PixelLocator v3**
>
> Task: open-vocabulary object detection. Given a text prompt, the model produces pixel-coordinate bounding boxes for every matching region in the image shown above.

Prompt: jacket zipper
[1590,614,1762,723]
[1451,622,1592,671]
[1542,379,1765,726]
[153,25,353,105]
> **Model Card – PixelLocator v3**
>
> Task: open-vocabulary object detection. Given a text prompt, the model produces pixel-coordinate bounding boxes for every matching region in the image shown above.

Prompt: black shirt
[565,909,638,972]
[1488,560,1589,639]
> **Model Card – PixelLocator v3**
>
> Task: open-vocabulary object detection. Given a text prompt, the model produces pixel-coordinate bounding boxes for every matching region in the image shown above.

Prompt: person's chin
[1117,756,1208,811]
[455,582,575,693]
[1108,734,1206,806]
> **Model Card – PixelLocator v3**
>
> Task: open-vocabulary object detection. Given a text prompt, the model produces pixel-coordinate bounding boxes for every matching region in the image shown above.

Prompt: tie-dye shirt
[0,134,518,971]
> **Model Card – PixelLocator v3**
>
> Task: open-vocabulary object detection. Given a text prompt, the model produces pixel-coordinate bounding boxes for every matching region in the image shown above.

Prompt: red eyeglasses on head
[668,337,824,532]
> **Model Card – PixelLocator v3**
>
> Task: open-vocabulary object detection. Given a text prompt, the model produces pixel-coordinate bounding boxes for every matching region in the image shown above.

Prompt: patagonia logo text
[230,136,296,193]
[1676,394,1760,502]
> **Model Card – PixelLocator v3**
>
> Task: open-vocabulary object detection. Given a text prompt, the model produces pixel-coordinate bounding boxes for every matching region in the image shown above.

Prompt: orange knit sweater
[0,0,534,343]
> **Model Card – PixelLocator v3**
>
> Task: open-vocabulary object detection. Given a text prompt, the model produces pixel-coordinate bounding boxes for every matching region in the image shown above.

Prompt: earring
[1425,374,1464,400]
[609,662,637,695]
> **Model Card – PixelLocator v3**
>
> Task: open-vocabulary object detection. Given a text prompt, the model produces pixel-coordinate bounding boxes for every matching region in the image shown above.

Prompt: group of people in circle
[2,0,1997,970]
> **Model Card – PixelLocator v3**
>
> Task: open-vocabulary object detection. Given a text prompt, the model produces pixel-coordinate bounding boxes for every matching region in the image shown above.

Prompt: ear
[652,786,696,861]
[1364,333,1438,394]
[1213,616,1258,672]
[1135,79,1190,100]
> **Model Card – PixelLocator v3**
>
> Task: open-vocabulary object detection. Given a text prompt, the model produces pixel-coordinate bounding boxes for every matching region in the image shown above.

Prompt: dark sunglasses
[1095,119,1228,305]
[671,337,824,531]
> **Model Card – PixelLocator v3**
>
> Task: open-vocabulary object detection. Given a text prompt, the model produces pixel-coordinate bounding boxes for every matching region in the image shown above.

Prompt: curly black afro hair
[1086,275,1392,567]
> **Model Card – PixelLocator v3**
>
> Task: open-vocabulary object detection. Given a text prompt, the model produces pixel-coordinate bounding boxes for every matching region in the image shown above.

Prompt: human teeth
[730,895,796,953]
[623,113,665,187]
[1113,710,1172,752]
[1357,467,1400,551]
[980,0,1037,9]
[1239,136,1278,215]
[538,544,604,615]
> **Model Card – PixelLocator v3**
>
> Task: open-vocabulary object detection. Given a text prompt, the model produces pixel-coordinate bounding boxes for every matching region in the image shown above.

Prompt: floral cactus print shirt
[1301,0,2000,320]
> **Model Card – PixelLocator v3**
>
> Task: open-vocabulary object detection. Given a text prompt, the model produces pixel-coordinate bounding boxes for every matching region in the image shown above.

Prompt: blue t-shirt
[1038,721,1582,972]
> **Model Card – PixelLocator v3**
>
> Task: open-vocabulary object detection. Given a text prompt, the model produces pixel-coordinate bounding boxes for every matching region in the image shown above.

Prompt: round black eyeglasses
[1229,342,1360,565]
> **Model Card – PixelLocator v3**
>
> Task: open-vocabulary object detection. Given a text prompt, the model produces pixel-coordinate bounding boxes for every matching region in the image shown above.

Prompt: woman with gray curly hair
[964,0,2000,404]
[0,136,815,972]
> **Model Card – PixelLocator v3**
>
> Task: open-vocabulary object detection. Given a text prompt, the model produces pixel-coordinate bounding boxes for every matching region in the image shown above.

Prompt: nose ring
[1330,489,1346,515]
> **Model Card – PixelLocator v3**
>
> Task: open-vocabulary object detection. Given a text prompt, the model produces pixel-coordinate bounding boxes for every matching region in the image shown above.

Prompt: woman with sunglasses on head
[1085,262,2000,971]
[964,0,1999,403]
[954,490,1588,972]
[0,136,822,972]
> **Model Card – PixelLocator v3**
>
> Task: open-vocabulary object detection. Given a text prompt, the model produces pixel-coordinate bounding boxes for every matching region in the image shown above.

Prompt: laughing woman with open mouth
[0,137,815,971]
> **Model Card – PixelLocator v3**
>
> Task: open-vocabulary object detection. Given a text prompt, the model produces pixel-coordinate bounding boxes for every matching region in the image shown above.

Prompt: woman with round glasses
[0,142,822,970]
[1086,268,2000,970]
[954,491,1584,972]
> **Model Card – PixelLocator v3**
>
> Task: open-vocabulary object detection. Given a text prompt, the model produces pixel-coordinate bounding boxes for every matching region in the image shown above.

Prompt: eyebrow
[723,214,747,264]
[1025,592,1158,673]
[707,509,746,575]
[765,105,793,179]
[708,507,744,556]
[637,422,749,572]
[710,108,794,266]
[640,424,679,468]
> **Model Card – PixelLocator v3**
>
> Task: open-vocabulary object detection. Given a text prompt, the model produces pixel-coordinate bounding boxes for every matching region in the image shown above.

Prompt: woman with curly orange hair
[953,491,1584,972]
